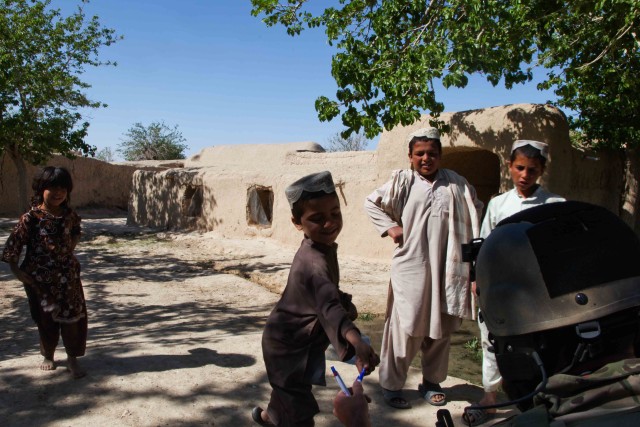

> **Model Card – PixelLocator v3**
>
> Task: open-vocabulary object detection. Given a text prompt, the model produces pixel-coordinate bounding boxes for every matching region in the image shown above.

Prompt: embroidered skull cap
[406,127,440,144]
[285,171,336,209]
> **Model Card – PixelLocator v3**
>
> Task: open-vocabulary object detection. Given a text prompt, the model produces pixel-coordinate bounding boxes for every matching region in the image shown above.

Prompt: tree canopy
[118,121,188,161]
[0,0,119,163]
[0,0,119,210]
[251,0,640,150]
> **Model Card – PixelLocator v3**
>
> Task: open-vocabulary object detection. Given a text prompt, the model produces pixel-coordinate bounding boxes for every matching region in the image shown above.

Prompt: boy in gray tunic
[253,171,379,426]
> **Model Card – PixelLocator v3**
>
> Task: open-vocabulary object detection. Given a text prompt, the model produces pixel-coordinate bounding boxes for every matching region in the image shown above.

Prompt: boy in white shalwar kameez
[364,127,483,409]
[463,140,565,426]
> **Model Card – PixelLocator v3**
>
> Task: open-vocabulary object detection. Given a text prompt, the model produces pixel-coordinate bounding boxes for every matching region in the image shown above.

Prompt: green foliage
[251,0,640,149]
[463,337,482,362]
[323,131,369,152]
[0,0,120,163]
[118,121,188,161]
[357,312,376,322]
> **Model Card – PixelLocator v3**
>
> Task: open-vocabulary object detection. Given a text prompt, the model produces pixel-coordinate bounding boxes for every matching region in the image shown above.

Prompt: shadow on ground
[0,218,505,426]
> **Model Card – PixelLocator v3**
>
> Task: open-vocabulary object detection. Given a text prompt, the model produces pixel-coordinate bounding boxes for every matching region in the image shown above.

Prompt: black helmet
[476,201,640,409]
[478,201,640,336]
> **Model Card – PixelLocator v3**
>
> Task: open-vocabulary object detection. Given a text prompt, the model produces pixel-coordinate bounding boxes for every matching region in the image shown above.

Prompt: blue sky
[72,0,558,159]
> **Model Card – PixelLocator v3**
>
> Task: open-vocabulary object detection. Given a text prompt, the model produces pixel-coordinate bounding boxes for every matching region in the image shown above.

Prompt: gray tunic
[261,237,357,424]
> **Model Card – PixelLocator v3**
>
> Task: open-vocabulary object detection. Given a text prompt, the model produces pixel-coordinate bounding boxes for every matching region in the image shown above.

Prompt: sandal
[382,388,411,409]
[251,407,274,426]
[418,381,447,406]
[462,404,496,426]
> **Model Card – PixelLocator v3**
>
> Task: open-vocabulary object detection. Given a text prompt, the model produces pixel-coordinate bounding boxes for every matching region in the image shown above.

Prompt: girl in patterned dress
[2,167,87,378]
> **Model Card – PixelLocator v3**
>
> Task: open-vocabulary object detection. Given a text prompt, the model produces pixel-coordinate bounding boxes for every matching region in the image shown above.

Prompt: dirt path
[0,215,514,426]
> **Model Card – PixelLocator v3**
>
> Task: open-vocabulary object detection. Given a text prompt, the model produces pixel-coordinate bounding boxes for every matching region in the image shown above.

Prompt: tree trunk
[620,148,640,236]
[7,146,29,213]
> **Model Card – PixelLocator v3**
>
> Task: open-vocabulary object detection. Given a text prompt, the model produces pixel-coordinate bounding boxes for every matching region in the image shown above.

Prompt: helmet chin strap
[462,351,549,426]
[464,320,605,425]
[558,320,602,374]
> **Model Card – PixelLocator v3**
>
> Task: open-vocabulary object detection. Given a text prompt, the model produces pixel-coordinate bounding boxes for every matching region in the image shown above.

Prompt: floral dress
[2,206,85,323]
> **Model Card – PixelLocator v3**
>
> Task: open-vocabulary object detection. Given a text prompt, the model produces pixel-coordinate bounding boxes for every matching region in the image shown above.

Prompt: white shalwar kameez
[478,186,565,393]
[365,169,483,390]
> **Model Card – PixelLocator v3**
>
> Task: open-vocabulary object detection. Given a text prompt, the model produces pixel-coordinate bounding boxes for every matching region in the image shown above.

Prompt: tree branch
[577,22,634,69]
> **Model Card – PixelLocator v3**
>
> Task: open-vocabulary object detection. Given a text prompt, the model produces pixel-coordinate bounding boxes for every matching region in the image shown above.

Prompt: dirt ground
[0,213,516,426]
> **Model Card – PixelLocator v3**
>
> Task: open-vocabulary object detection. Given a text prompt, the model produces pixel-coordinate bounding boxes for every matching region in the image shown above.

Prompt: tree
[250,0,639,144]
[323,131,369,152]
[0,0,119,210]
[251,0,640,231]
[118,121,188,161]
[95,146,115,162]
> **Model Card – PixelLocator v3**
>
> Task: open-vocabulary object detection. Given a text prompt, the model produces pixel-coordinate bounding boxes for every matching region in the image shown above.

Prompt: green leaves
[0,0,120,163]
[315,96,340,122]
[251,0,639,150]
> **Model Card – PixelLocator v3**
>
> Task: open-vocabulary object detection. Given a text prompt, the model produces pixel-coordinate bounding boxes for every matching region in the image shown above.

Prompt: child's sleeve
[364,180,399,236]
[480,199,496,239]
[309,269,358,362]
[339,290,358,321]
[70,211,81,236]
[1,214,31,264]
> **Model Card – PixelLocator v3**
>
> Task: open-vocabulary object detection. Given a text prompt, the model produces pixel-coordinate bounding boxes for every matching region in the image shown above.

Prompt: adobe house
[127,103,628,260]
[1,104,628,257]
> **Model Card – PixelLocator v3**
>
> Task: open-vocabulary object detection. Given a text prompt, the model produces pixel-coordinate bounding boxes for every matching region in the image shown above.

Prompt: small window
[247,185,273,227]
[182,185,203,218]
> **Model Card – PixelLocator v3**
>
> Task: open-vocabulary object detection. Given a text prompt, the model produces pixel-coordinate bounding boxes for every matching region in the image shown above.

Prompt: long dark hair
[31,166,74,207]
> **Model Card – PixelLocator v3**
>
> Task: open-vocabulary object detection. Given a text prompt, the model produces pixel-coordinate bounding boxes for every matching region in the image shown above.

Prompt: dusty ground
[0,213,516,426]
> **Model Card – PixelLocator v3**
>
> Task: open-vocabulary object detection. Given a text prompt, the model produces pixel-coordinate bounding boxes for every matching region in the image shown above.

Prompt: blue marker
[357,367,366,382]
[331,366,351,396]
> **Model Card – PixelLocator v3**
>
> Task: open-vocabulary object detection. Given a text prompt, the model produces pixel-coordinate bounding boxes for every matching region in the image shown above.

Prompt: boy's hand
[386,226,404,245]
[333,380,372,427]
[345,330,380,375]
[354,342,380,376]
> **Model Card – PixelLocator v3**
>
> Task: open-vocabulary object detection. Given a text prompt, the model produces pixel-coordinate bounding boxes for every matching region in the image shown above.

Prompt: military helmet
[477,201,640,338]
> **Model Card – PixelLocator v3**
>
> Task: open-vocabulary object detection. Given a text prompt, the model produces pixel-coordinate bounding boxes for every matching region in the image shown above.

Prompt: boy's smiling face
[292,193,343,246]
[409,139,441,181]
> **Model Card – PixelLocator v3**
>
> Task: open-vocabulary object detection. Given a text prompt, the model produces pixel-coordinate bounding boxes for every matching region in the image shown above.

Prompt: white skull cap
[512,140,549,159]
[285,171,336,209]
[406,127,440,144]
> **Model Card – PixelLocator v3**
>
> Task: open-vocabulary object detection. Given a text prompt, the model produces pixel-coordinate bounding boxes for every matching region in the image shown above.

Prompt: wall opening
[247,185,274,227]
[182,185,203,218]
[441,148,501,210]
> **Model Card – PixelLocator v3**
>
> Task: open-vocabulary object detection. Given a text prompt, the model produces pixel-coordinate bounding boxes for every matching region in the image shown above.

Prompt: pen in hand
[357,367,366,382]
[331,366,351,396]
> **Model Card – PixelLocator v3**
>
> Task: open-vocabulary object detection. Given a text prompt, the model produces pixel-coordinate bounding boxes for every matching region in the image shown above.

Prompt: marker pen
[357,367,366,382]
[330,366,351,396]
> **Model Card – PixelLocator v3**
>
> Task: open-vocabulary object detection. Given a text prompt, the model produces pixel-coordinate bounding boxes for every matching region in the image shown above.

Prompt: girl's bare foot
[40,357,56,371]
[66,356,86,378]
